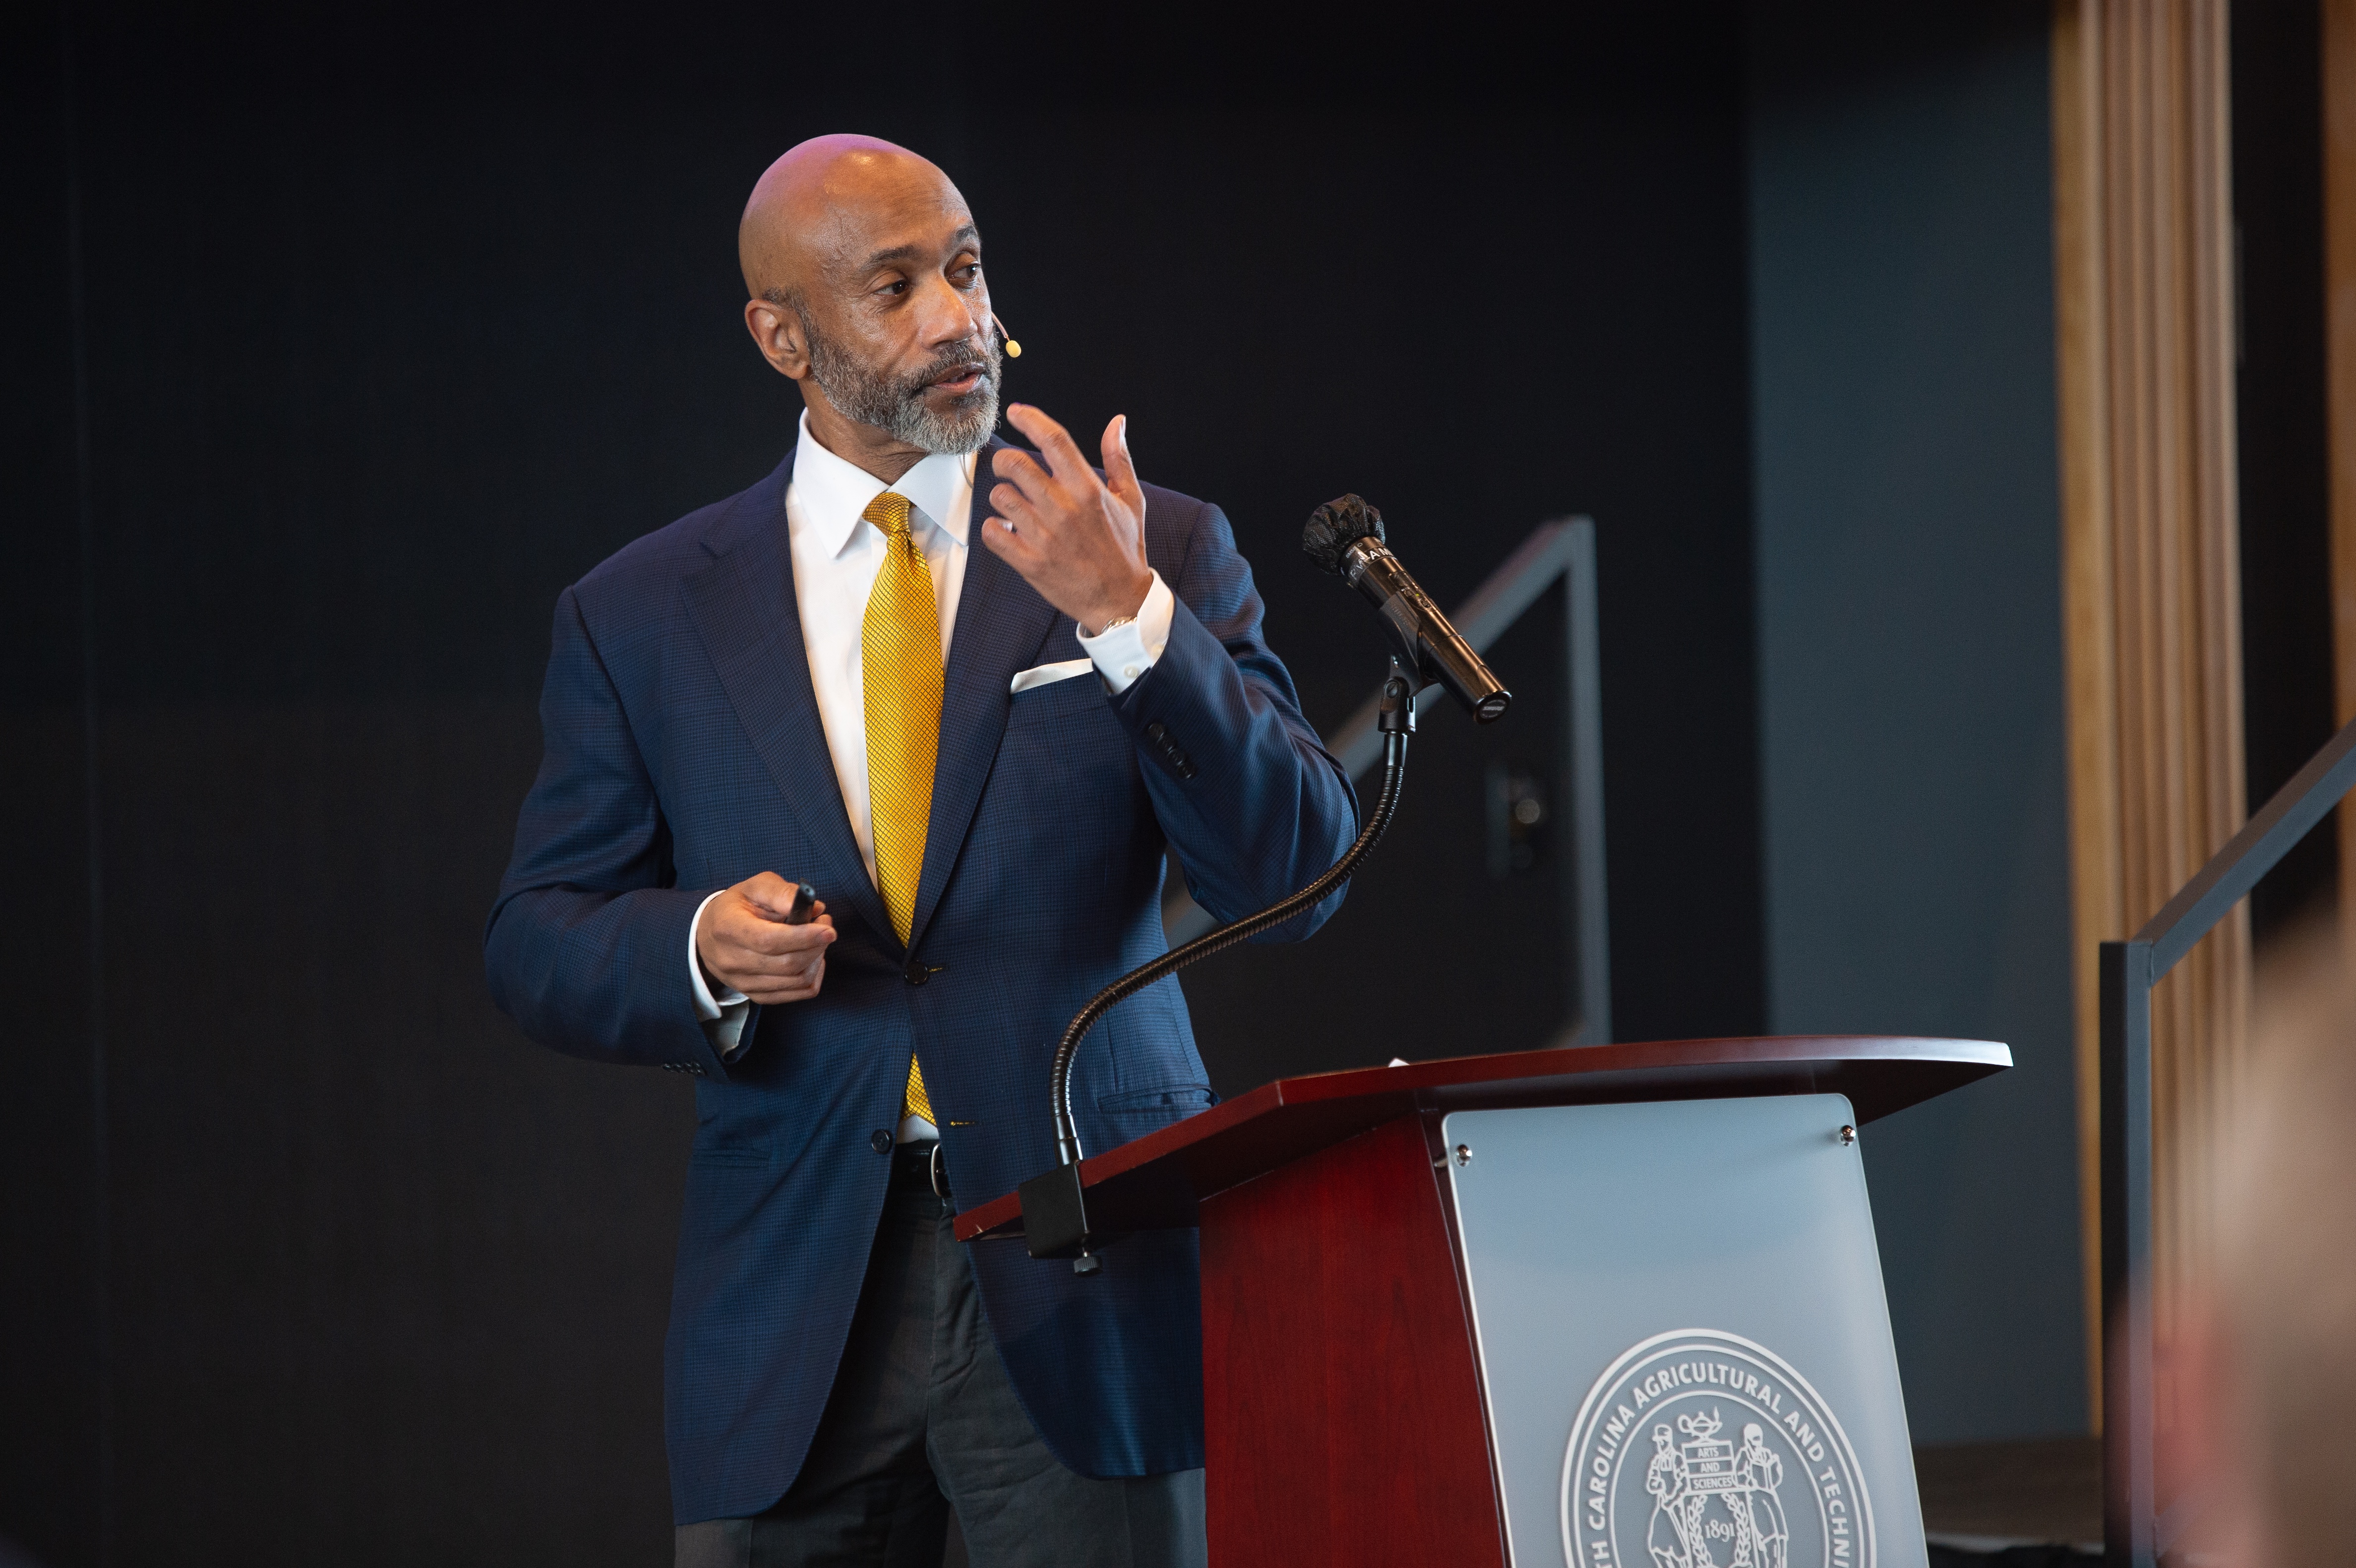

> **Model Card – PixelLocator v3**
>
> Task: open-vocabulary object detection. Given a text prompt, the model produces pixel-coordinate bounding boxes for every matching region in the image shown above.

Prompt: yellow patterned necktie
[861,491,943,1126]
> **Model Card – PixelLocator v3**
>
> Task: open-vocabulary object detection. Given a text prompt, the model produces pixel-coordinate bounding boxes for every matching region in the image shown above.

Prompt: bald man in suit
[486,135,1357,1567]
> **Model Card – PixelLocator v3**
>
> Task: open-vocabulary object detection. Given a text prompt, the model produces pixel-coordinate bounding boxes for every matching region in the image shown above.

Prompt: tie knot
[862,491,914,541]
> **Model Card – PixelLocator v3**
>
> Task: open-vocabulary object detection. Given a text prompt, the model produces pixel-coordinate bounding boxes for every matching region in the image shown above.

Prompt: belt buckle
[928,1141,950,1202]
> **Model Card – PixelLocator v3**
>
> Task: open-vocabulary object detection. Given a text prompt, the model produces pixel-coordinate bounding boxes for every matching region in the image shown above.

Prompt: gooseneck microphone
[1023,492,1504,1275]
[1302,495,1510,722]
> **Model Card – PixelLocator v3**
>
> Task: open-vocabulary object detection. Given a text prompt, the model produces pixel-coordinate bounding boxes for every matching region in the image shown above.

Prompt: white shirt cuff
[1078,571,1174,695]
[688,889,753,1058]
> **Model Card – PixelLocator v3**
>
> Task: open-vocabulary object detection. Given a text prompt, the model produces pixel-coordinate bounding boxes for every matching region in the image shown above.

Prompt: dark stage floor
[1915,1436,2103,1554]
[937,1436,2108,1566]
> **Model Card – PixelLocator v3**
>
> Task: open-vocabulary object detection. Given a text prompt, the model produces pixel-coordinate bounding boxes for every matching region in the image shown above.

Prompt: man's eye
[878,280,907,296]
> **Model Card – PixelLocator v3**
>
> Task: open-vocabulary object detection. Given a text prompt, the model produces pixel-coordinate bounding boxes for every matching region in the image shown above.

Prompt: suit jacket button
[903,961,928,987]
[1144,721,1168,743]
[871,1129,895,1153]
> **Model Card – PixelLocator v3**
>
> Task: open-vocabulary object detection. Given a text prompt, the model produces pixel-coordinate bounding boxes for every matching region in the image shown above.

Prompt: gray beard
[804,322,1001,455]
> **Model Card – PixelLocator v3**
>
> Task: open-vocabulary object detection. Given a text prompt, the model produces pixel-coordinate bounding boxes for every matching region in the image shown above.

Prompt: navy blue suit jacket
[484,439,1357,1522]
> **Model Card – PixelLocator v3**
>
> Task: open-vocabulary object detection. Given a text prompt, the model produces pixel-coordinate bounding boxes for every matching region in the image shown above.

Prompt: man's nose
[912,274,986,348]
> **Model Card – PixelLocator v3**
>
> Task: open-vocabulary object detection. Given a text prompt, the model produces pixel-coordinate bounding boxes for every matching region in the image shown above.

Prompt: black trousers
[674,1146,1206,1568]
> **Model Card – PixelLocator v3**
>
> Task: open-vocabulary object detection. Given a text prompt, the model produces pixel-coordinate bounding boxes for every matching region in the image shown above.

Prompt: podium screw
[1454,1144,1473,1166]
[1838,1125,1857,1146]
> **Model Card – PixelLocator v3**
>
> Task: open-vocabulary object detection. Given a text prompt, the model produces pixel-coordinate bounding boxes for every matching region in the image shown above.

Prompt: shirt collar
[791,410,974,557]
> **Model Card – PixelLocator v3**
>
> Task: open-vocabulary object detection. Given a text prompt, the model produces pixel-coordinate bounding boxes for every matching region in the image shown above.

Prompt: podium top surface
[955,1034,2008,1243]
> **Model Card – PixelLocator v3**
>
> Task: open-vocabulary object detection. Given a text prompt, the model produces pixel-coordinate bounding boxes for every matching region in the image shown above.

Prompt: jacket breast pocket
[999,663,1135,786]
[1004,667,1107,731]
[999,663,1097,725]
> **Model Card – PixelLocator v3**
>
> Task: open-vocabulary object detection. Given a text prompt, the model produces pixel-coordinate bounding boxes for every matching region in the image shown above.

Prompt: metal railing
[2102,711,2356,1568]
[1160,516,1612,1045]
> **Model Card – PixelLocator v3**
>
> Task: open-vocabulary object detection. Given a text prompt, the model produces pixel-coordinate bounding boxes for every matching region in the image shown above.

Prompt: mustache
[799,311,1000,453]
[903,338,994,398]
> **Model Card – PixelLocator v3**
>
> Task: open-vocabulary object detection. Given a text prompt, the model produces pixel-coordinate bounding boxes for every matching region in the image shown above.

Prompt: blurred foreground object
[2160,926,2356,1568]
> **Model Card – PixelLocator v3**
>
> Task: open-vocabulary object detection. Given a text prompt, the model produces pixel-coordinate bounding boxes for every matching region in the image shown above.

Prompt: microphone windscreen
[1302,494,1387,575]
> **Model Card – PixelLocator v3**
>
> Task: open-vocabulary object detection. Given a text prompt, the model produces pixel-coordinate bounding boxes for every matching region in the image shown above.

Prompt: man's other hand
[983,406,1154,635]
[696,873,837,1005]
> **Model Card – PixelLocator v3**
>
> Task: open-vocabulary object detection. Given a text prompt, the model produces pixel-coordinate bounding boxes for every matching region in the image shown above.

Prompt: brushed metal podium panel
[1442,1095,1927,1568]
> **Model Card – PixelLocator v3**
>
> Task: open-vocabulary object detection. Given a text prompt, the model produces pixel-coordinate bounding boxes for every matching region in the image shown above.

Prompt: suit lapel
[681,451,895,947]
[910,440,1060,950]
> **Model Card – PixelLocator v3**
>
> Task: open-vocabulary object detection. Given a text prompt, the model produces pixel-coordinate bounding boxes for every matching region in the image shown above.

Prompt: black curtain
[2232,0,2340,942]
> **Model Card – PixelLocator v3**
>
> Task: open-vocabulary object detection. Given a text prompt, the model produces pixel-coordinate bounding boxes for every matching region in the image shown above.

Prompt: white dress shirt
[689,412,1173,1139]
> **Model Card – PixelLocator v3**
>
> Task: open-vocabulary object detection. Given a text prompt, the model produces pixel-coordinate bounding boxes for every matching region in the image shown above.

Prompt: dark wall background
[1745,0,2348,1449]
[3,14,102,1566]
[4,8,1761,1565]
[1746,0,2084,1444]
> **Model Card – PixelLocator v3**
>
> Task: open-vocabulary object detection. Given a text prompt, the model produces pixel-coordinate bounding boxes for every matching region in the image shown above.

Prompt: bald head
[736,134,1001,468]
[738,134,968,307]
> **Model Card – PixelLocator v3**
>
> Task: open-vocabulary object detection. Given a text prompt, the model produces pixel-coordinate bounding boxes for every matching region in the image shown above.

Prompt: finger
[1100,415,1143,508]
[731,919,836,957]
[739,887,831,931]
[1004,404,1090,484]
[977,514,1031,567]
[738,871,797,914]
[740,874,820,921]
[713,962,804,999]
[725,897,831,936]
[745,974,820,1004]
[988,482,1041,527]
[977,495,1037,551]
[994,460,1058,513]
[763,923,829,961]
[750,951,823,986]
[730,890,843,942]
[736,934,833,968]
[750,959,825,1003]
[725,945,824,987]
[988,446,1052,498]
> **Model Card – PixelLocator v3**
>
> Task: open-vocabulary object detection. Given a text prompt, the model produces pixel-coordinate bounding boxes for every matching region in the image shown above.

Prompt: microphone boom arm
[1018,667,1418,1269]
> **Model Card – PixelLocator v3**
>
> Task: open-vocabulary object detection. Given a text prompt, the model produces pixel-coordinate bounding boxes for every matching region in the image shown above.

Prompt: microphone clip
[1377,664,1419,735]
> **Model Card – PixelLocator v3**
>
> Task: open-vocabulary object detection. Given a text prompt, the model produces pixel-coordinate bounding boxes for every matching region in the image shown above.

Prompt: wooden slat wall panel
[2051,0,2251,1430]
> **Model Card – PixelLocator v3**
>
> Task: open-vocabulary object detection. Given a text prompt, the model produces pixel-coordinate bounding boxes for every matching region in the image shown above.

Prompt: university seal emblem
[1560,1330,1873,1568]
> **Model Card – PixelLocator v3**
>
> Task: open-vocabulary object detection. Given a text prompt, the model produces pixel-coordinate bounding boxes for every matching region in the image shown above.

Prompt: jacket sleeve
[1110,502,1359,941]
[483,586,736,1078]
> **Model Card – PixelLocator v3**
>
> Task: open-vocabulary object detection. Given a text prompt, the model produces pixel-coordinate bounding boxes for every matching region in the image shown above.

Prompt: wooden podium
[958,1035,2008,1568]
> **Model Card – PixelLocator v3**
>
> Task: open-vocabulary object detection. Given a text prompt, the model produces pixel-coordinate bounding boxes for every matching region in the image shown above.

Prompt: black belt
[893,1139,951,1201]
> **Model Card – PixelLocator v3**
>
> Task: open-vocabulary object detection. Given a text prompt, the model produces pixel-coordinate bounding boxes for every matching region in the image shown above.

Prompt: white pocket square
[1010,658,1095,695]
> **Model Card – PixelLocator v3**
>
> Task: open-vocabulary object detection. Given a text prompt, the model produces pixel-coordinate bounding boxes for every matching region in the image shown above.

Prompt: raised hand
[982,405,1154,635]
[694,872,837,1005]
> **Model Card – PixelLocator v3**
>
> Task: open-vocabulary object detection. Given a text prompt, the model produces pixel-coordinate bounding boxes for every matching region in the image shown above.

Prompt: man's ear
[743,297,812,381]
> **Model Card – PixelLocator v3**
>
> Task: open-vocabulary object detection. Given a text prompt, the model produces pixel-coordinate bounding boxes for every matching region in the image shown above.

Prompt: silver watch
[1087,614,1137,638]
